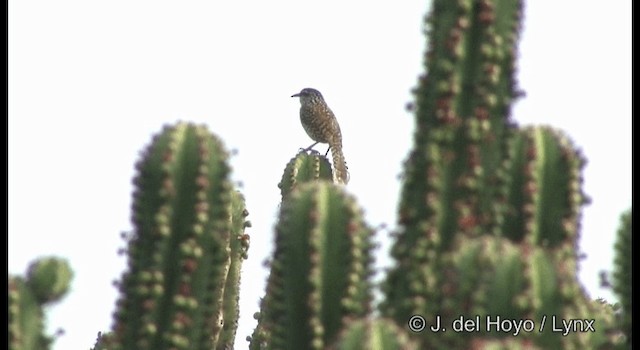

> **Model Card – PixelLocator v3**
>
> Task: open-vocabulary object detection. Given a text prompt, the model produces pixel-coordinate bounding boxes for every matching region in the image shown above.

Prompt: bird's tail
[330,143,349,184]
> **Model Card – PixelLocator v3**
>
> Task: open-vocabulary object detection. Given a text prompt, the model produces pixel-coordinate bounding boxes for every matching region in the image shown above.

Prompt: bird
[291,88,349,184]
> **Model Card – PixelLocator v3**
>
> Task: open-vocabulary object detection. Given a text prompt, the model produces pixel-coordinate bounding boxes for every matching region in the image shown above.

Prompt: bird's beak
[291,93,300,98]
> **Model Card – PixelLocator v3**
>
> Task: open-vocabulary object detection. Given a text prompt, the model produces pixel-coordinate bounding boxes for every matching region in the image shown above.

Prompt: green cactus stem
[385,235,618,349]
[385,0,524,332]
[90,332,114,350]
[502,126,588,246]
[217,190,251,350]
[467,337,541,350]
[328,318,417,350]
[398,0,523,244]
[402,236,530,348]
[25,257,73,305]
[278,151,334,199]
[252,182,374,349]
[561,297,623,349]
[110,122,237,350]
[8,257,73,350]
[612,209,631,345]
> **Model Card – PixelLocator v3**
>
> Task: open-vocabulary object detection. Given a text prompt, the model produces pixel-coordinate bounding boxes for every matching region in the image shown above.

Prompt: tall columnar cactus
[278,151,334,199]
[382,0,623,349]
[251,182,375,349]
[109,122,248,350]
[612,209,631,345]
[384,0,524,331]
[398,0,523,246]
[8,257,73,350]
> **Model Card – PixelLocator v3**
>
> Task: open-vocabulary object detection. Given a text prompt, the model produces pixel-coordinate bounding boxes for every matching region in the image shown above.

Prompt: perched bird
[291,88,349,184]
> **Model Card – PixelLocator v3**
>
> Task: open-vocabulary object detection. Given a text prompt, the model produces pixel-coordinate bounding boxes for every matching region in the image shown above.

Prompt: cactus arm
[254,182,374,349]
[111,123,235,350]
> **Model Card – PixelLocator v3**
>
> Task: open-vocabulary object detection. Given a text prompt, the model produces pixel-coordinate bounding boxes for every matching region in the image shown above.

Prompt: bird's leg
[303,141,320,152]
[324,146,331,157]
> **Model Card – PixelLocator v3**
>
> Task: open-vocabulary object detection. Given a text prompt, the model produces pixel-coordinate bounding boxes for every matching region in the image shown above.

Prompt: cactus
[430,237,528,348]
[10,1,630,350]
[278,151,334,199]
[383,0,524,332]
[381,0,623,349]
[467,337,541,350]
[502,126,588,246]
[217,190,251,350]
[328,318,418,350]
[251,182,375,349]
[385,0,524,329]
[398,0,522,246]
[612,209,631,345]
[90,332,114,350]
[8,257,73,350]
[109,122,247,350]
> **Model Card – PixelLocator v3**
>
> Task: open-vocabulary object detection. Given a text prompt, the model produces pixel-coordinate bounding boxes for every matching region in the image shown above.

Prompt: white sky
[8,1,631,349]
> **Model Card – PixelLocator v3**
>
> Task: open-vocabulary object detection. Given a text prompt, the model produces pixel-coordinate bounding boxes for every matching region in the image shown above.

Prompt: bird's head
[291,88,325,105]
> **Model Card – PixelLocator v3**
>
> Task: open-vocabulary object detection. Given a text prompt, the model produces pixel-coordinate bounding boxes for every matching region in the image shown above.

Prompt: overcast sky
[8,1,631,349]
